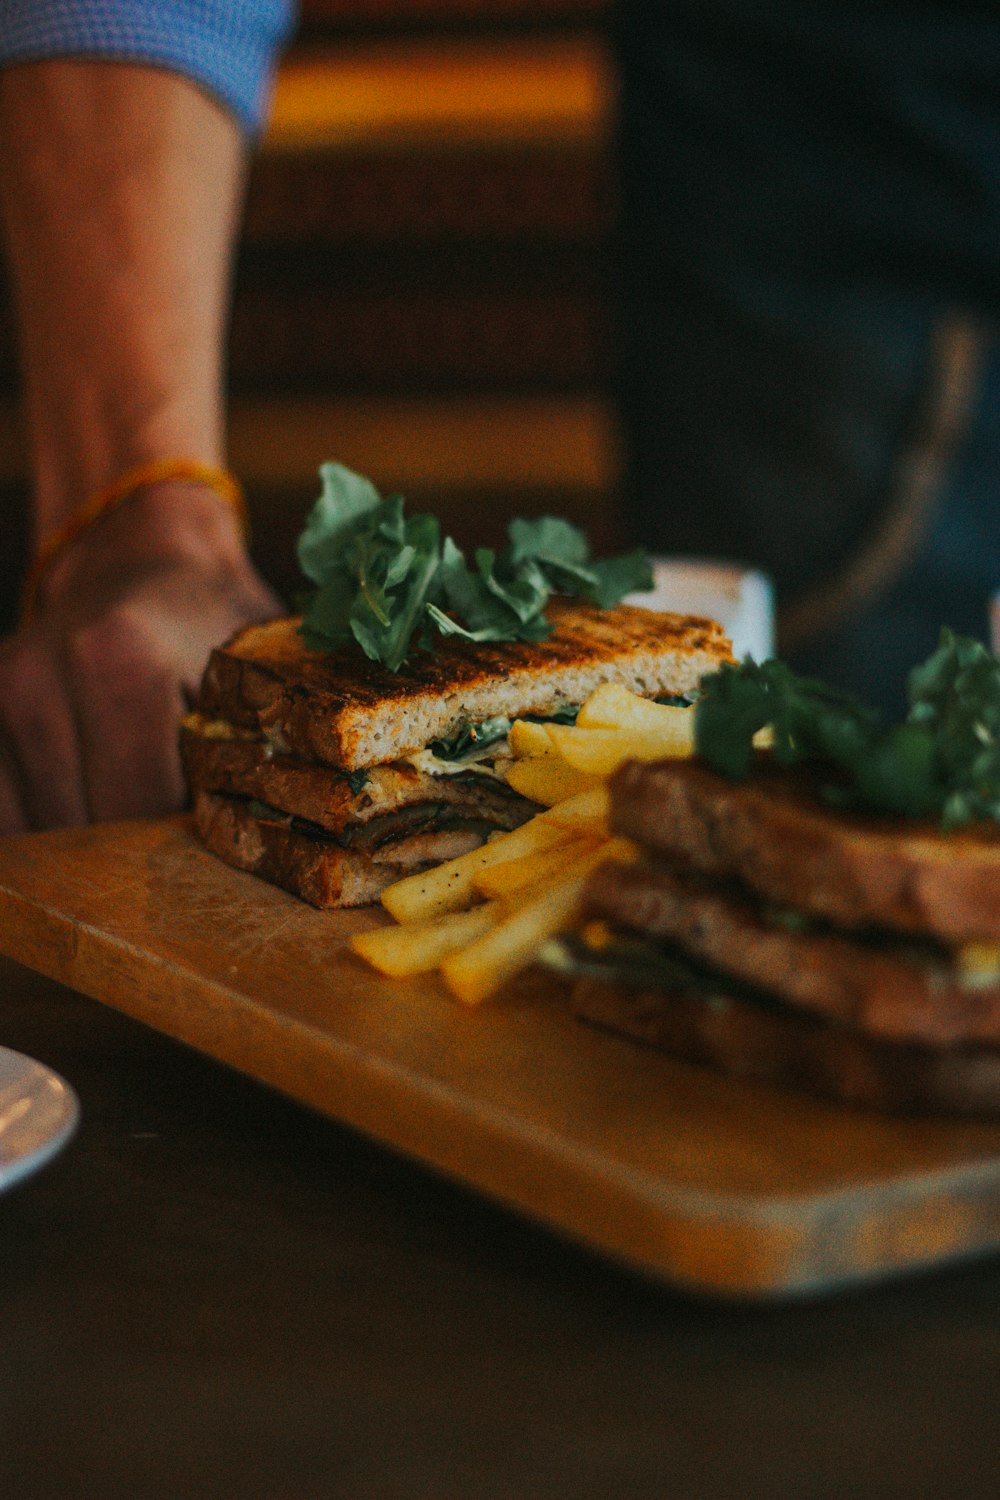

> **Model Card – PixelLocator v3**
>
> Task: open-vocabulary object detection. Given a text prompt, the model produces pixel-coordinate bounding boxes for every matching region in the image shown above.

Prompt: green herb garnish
[428,705,582,763]
[520,704,581,727]
[694,629,1000,827]
[430,716,513,762]
[296,463,654,672]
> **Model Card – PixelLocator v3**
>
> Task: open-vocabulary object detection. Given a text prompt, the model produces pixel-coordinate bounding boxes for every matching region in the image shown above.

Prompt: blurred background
[0,0,617,624]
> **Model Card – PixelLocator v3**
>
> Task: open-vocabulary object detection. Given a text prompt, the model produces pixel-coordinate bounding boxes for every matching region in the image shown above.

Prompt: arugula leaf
[694,658,872,781]
[504,517,653,606]
[905,630,1000,827]
[586,549,656,609]
[296,463,653,668]
[430,537,539,642]
[246,797,285,822]
[296,462,384,585]
[299,572,356,648]
[520,704,580,726]
[507,515,589,567]
[429,716,513,760]
[505,516,596,594]
[429,704,583,761]
[694,628,1000,827]
[348,507,442,671]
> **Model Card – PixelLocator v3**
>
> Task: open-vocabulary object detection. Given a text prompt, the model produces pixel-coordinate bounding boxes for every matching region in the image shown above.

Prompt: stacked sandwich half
[181,601,731,908]
[571,754,1000,1115]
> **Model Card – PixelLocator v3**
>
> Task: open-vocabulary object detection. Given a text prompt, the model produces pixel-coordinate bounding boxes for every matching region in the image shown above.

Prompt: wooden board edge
[1,856,1000,1299]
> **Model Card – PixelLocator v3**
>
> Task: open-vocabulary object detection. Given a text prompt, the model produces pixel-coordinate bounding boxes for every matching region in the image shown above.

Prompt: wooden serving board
[2,817,1000,1299]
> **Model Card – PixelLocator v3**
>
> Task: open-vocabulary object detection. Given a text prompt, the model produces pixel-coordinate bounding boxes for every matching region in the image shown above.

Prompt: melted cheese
[186,711,512,780]
[183,714,290,757]
[402,742,513,781]
[183,713,257,741]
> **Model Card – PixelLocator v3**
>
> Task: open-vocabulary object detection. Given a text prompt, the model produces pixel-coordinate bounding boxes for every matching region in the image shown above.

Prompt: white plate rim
[0,1045,80,1193]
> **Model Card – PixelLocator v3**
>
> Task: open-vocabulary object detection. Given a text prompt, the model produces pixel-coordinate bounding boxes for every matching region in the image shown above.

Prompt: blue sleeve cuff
[0,1,297,134]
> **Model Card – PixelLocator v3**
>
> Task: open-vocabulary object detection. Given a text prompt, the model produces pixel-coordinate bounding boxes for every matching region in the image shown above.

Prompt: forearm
[0,59,247,544]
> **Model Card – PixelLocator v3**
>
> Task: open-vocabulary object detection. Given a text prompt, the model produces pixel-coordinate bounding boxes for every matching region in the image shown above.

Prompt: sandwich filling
[554,855,1000,1048]
[182,705,595,908]
[181,714,540,869]
[534,739,1000,1117]
[181,601,734,908]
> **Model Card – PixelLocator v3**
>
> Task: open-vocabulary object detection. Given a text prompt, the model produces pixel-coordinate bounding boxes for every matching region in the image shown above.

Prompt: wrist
[34,478,257,616]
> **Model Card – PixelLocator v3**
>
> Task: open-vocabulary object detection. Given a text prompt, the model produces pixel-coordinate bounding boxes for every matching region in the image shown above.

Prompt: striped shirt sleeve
[0,1,297,134]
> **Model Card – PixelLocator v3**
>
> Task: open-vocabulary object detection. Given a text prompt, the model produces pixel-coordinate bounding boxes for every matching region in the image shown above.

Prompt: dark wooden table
[3,951,1000,1500]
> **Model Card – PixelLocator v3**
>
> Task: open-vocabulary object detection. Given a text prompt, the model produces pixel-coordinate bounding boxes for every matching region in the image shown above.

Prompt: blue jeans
[613,1,1000,713]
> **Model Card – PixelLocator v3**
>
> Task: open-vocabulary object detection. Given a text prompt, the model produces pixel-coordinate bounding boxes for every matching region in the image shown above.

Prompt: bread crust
[583,858,1000,1045]
[572,975,1000,1117]
[194,603,732,771]
[609,757,1000,943]
[192,791,488,909]
[181,726,533,836]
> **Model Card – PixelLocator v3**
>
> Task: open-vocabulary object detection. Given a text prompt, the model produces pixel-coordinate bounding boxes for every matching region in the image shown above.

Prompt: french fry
[351,903,500,977]
[545,720,693,777]
[504,755,601,807]
[380,812,572,923]
[537,784,610,833]
[472,833,601,899]
[577,683,695,745]
[507,720,556,759]
[576,682,645,728]
[441,837,636,1005]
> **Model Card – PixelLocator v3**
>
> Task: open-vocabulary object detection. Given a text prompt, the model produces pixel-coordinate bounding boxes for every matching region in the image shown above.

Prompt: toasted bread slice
[572,974,1000,1117]
[194,602,732,772]
[608,757,1000,944]
[192,791,492,909]
[583,858,1000,1046]
[181,725,533,837]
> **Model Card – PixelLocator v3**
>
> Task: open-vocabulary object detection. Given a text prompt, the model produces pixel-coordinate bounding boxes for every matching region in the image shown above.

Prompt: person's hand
[0,484,283,834]
[0,62,283,835]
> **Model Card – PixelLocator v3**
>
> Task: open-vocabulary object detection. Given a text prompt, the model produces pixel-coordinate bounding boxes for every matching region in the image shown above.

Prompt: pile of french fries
[351,683,695,1004]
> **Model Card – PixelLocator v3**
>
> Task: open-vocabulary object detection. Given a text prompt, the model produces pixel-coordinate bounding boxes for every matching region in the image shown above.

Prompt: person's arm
[0,59,282,831]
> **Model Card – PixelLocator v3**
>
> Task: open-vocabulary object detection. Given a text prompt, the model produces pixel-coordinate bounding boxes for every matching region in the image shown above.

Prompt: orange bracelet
[19,457,250,624]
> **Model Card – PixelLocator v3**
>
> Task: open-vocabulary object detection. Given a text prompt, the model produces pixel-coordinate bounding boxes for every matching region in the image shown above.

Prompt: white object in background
[992,589,1000,654]
[0,1046,79,1193]
[626,558,775,662]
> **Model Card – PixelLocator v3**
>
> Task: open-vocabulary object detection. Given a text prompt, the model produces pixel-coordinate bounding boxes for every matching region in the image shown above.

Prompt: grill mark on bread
[195,602,732,771]
[609,757,1000,943]
[186,600,732,911]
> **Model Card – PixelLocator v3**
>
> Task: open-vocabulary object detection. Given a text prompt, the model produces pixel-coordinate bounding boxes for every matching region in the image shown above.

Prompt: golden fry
[441,838,636,1005]
[577,683,695,742]
[545,720,693,777]
[380,813,572,923]
[472,833,601,899]
[504,755,601,807]
[351,904,501,977]
[507,720,556,759]
[537,784,610,833]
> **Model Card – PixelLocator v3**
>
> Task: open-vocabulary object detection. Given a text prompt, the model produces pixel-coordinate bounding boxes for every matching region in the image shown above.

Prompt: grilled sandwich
[181,601,732,908]
[565,752,1000,1116]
